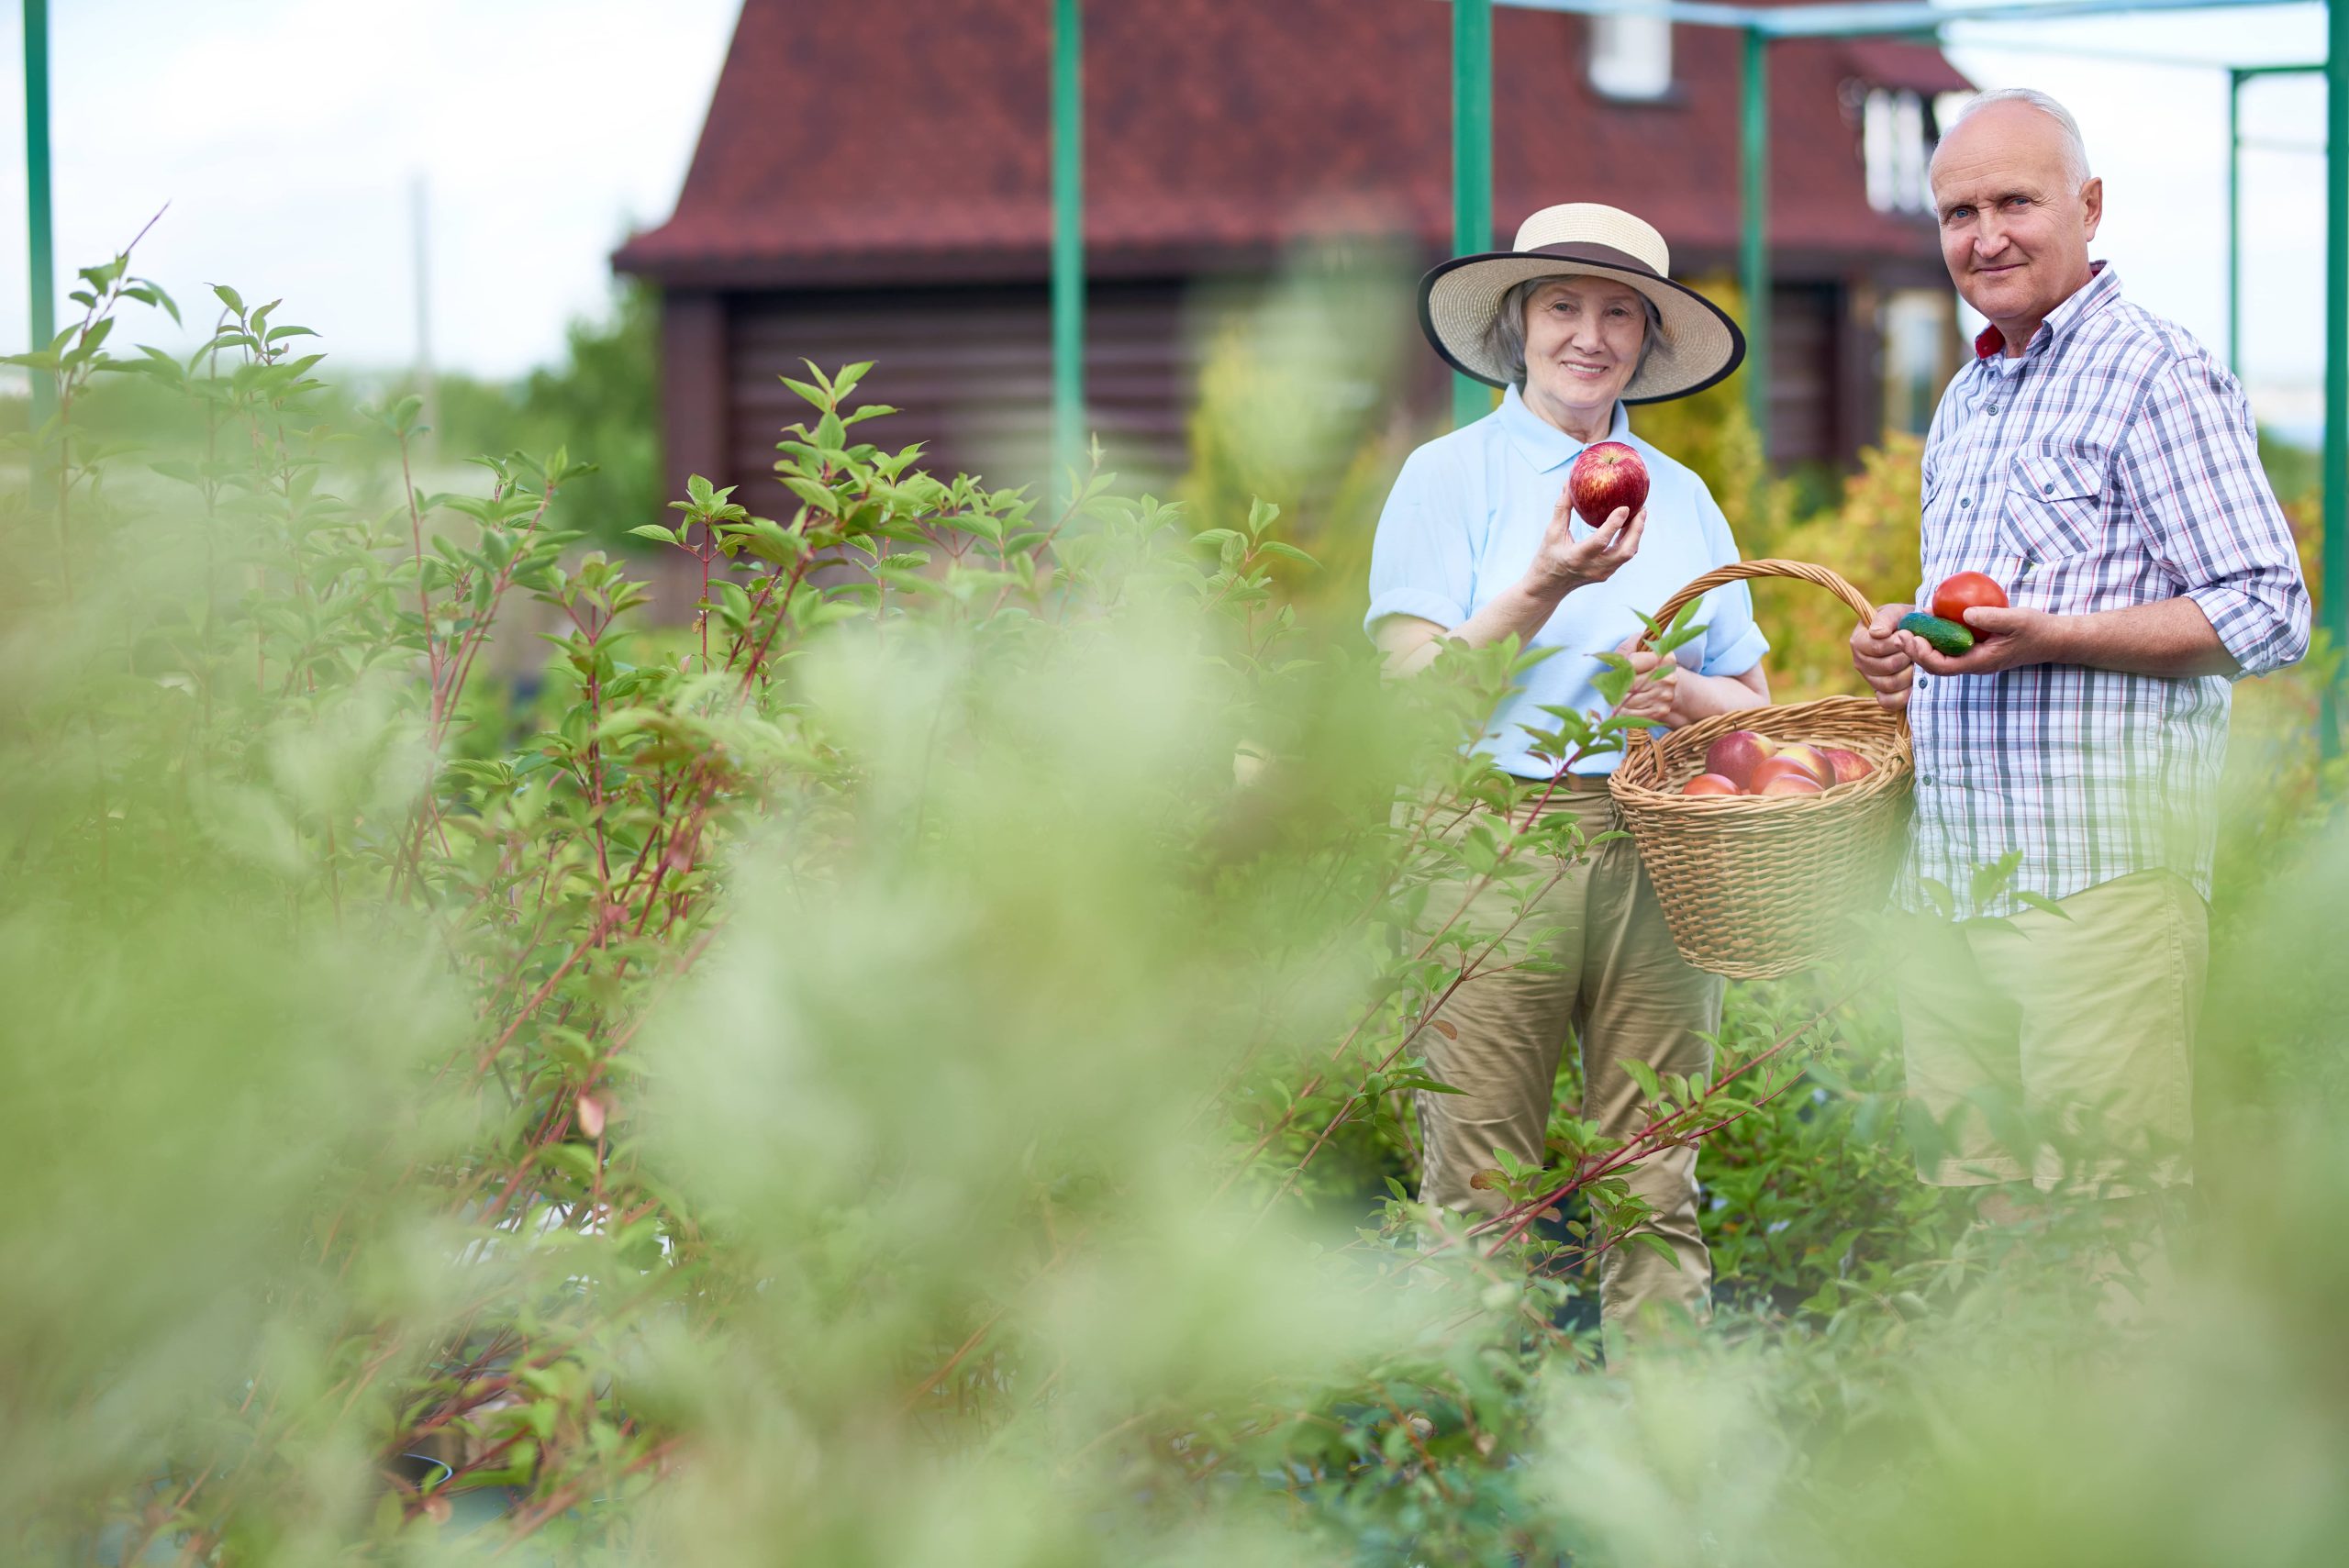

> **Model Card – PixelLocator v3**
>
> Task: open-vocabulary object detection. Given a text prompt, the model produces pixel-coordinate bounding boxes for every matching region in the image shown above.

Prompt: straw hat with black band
[1418,203,1744,405]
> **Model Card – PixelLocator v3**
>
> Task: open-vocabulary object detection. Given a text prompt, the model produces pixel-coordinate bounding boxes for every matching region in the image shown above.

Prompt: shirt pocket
[2001,445,2106,562]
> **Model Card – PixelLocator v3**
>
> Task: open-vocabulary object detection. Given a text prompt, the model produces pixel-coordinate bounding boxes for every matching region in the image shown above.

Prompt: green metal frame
[2327,0,2346,755]
[2227,61,2323,374]
[1051,0,1084,495]
[1453,0,1496,428]
[1740,25,1771,441]
[23,0,54,450]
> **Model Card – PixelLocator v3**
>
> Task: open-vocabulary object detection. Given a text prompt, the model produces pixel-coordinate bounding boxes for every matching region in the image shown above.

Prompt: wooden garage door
[724,280,1200,506]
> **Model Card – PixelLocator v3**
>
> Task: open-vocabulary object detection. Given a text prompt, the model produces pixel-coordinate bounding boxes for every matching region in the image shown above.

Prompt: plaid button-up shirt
[1896,264,2310,917]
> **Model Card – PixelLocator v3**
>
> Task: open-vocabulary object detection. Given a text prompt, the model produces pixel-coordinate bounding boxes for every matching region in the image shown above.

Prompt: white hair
[1482,275,1664,391]
[1939,87,2093,192]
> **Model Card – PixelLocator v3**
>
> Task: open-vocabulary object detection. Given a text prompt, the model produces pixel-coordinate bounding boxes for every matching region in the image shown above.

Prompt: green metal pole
[2324,0,2347,760]
[2227,68,2243,375]
[1051,0,1084,494]
[1740,26,1771,456]
[24,0,54,445]
[1452,0,1493,429]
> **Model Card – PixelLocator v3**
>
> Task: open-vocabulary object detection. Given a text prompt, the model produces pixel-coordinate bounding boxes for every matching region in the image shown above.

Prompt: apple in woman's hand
[1568,441,1650,529]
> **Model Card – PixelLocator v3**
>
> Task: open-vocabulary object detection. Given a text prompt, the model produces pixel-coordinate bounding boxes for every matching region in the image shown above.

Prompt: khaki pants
[1896,870,2207,1194]
[1414,779,1723,1326]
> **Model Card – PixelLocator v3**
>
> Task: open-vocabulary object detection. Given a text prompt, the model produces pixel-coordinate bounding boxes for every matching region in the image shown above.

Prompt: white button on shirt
[1364,385,1769,778]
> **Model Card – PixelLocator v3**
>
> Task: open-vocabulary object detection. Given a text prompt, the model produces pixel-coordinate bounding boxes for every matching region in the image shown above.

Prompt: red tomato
[1932,572,2009,625]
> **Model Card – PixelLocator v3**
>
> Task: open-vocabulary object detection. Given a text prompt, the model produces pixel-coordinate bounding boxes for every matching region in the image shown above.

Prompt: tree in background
[430,281,661,551]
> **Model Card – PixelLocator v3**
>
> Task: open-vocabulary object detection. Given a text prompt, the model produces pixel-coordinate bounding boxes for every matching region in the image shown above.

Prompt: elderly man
[1849,89,2310,1204]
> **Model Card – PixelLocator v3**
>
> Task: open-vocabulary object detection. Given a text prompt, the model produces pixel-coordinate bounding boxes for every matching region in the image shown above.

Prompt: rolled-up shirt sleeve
[1364,449,1475,638]
[2122,359,2312,678]
[1690,481,1769,677]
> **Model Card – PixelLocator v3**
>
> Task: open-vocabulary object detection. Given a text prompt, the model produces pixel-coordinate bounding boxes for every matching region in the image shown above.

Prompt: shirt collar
[1496,383,1633,473]
[1973,261,2120,360]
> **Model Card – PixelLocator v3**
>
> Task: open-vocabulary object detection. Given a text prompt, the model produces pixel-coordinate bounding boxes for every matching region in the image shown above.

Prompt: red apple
[1748,755,1826,794]
[1681,773,1740,796]
[1754,772,1825,798]
[1702,729,1777,791]
[1568,440,1650,529]
[1771,743,1836,786]
[1816,746,1875,785]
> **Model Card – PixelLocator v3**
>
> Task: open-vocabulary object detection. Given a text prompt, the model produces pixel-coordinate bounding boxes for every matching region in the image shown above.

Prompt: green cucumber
[1898,610,1975,656]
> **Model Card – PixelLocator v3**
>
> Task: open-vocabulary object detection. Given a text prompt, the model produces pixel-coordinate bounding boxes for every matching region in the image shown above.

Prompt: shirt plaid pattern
[1896,264,2311,917]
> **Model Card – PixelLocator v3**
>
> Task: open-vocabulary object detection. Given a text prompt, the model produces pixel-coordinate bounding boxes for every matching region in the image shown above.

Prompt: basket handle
[1631,557,1910,731]
[1634,558,1877,650]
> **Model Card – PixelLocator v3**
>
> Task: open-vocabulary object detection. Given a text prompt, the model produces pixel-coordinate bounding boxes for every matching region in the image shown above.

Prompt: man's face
[1929,102,2102,336]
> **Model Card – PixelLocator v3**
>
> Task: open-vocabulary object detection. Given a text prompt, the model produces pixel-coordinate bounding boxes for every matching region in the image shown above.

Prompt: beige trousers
[1896,869,2207,1194]
[1413,779,1723,1325]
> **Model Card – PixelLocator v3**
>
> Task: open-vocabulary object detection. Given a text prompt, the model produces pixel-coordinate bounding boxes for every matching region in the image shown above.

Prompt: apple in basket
[1701,729,1776,791]
[1770,743,1837,787]
[1747,755,1828,795]
[1753,770,1826,798]
[1816,746,1875,785]
[1681,773,1741,796]
[1568,441,1650,528]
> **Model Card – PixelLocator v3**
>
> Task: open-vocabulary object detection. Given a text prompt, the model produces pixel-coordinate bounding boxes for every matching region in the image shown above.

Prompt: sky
[0,1,2331,434]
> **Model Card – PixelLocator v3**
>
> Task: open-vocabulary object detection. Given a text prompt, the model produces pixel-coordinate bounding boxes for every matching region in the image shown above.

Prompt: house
[614,0,1970,505]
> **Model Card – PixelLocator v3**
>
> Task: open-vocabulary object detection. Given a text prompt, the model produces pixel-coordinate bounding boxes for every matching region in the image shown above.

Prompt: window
[1879,288,1955,435]
[1589,6,1673,101]
[1863,88,1933,213]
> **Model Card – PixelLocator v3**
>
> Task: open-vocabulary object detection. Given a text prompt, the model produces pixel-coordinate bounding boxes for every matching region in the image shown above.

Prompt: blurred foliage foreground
[5,249,2349,1568]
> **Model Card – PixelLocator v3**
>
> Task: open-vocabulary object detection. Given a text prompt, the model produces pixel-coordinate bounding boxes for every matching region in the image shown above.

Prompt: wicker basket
[1607,560,1913,980]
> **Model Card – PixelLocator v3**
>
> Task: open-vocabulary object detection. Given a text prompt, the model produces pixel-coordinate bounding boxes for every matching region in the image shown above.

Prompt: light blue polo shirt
[1364,384,1769,778]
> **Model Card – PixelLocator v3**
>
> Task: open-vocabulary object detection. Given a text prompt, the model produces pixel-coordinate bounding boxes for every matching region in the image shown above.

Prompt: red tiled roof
[1841,37,1974,97]
[615,0,1968,288]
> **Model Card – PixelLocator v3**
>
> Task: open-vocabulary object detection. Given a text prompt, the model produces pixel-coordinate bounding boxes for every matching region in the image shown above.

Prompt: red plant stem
[491,1437,681,1555]
[401,433,443,720]
[899,1307,1007,1415]
[472,908,621,1081]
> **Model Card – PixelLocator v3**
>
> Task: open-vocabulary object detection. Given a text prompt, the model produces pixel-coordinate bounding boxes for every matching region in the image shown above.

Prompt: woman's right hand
[1527,486,1646,596]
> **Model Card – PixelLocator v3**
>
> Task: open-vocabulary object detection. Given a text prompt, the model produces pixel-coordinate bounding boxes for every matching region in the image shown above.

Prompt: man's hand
[1526,486,1646,595]
[1613,636,1681,725]
[1900,604,2062,677]
[1851,603,1917,712]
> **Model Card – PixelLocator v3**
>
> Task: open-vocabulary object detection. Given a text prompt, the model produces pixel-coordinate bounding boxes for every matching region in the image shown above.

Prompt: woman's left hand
[1613,636,1681,726]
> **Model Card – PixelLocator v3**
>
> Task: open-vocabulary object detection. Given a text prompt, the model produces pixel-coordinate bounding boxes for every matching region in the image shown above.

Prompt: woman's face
[1520,277,1647,425]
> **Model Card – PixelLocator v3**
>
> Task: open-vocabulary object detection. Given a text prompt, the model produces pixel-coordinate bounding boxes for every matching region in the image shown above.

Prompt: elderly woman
[1366,203,1770,1331]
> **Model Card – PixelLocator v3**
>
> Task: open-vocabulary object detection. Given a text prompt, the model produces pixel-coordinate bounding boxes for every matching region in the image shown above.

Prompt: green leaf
[1967,850,2023,910]
[211,282,245,315]
[2014,891,2074,921]
[627,524,679,545]
[1620,1059,1665,1104]
[1631,1232,1682,1268]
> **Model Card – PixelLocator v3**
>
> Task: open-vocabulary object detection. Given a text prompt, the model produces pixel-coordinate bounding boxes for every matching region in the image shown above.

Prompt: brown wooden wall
[698,280,1204,510]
